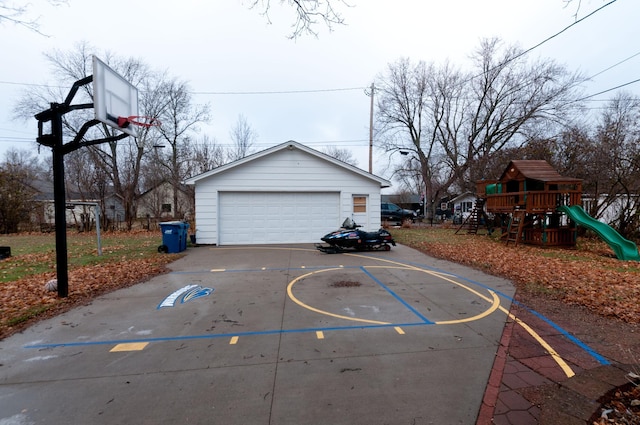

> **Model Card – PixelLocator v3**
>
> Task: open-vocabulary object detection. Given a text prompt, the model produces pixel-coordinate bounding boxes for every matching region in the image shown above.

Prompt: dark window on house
[162,204,172,213]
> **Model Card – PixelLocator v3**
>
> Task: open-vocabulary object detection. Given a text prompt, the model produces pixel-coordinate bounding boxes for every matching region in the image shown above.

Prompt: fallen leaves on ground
[398,230,640,324]
[0,254,177,340]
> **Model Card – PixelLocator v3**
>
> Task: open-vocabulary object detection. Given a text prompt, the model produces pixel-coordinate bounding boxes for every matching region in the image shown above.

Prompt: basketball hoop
[117,116,161,129]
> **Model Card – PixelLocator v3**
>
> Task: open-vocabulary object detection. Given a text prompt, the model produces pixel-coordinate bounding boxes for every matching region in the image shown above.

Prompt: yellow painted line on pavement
[501,307,575,378]
[316,331,325,339]
[394,327,405,335]
[347,264,502,326]
[110,342,149,352]
[210,268,226,272]
[287,268,390,325]
[230,336,239,345]
[435,290,501,325]
[342,253,576,378]
[211,247,316,252]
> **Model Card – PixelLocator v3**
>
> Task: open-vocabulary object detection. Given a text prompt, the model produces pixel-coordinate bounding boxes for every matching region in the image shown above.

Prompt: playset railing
[484,190,582,213]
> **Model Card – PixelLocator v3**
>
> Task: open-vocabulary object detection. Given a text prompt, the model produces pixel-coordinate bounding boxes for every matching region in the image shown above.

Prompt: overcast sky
[0,0,637,183]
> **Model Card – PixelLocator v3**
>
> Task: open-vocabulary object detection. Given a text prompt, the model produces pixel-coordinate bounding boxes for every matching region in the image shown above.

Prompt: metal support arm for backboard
[35,76,129,298]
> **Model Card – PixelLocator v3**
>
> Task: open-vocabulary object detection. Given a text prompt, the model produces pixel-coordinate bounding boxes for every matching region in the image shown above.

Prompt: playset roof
[499,160,582,184]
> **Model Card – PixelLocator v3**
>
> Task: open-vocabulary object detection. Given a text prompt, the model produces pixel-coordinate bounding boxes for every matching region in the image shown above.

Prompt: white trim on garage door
[219,192,340,245]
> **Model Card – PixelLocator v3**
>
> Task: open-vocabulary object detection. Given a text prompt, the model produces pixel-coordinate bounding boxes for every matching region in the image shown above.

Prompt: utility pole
[368,82,374,173]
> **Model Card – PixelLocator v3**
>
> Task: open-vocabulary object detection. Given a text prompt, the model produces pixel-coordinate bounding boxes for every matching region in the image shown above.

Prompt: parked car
[381,202,417,224]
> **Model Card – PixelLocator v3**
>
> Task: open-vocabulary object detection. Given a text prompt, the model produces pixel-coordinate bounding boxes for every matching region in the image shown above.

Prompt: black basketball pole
[51,104,69,297]
[36,75,127,298]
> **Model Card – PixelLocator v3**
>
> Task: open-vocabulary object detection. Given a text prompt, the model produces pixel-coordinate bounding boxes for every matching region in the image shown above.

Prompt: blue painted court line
[171,265,363,274]
[373,255,611,366]
[520,303,610,365]
[360,266,434,324]
[23,321,432,350]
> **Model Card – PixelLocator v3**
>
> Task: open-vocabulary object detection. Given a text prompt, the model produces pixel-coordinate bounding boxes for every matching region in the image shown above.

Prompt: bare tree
[14,41,176,230]
[227,114,257,162]
[184,135,226,177]
[589,93,640,237]
[155,78,210,219]
[376,57,453,220]
[0,0,66,34]
[247,0,349,38]
[376,39,584,217]
[0,149,46,232]
[322,146,358,167]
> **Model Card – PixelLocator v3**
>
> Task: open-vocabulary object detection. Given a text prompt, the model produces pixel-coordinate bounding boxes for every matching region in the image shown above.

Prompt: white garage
[184,141,391,245]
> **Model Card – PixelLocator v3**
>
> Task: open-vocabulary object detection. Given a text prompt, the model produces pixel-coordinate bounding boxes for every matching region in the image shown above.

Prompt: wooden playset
[464,160,583,247]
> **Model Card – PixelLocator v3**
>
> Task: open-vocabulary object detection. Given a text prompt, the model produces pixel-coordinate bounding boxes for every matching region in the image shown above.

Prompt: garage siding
[189,144,387,245]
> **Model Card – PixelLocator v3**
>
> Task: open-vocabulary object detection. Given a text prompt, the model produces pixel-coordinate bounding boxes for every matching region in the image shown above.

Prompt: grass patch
[6,304,53,327]
[393,227,468,246]
[0,231,163,284]
[537,251,587,261]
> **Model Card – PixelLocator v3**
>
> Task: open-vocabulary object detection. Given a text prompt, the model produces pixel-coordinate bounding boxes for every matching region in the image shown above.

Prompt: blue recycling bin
[158,221,190,253]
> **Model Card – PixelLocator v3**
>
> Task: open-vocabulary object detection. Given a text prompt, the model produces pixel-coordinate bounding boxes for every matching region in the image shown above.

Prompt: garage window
[353,196,367,213]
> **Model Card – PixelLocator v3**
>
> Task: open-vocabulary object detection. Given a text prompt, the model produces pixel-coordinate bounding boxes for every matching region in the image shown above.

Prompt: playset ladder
[506,210,526,246]
[455,198,487,235]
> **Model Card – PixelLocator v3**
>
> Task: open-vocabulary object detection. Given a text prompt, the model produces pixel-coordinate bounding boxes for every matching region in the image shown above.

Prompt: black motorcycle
[316,218,396,253]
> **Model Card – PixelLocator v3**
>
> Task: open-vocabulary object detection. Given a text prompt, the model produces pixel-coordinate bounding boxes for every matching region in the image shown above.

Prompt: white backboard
[93,55,139,137]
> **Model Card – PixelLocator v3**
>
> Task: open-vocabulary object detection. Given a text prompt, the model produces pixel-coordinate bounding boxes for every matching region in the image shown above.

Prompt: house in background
[31,179,125,231]
[185,141,391,245]
[450,192,476,223]
[137,180,194,223]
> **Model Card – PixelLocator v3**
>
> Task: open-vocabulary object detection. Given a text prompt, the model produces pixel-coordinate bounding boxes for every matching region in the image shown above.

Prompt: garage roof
[184,140,391,188]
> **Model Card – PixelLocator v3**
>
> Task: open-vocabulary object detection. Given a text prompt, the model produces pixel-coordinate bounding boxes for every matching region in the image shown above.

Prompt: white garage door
[219,192,340,245]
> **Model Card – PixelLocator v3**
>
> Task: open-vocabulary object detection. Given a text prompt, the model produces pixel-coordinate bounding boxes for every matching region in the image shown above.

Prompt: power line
[451,0,632,106]
[449,0,618,91]
[0,136,34,142]
[192,87,366,95]
[588,50,640,80]
[0,80,62,89]
[0,0,622,102]
[578,77,640,101]
[0,78,367,97]
[507,0,618,66]
[578,50,640,102]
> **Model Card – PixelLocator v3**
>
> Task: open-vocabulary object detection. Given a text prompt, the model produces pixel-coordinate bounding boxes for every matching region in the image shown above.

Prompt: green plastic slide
[557,205,640,261]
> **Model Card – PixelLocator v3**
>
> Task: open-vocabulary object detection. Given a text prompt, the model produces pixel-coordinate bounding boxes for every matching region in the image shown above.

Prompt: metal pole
[95,205,102,256]
[368,82,374,174]
[50,104,69,298]
[67,202,102,256]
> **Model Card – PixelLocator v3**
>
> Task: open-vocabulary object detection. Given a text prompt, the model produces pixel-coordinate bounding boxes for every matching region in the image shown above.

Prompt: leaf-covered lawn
[394,227,640,323]
[0,231,179,340]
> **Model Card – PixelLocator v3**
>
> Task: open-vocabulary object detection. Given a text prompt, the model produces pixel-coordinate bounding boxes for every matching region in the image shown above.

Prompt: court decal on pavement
[22,248,610,377]
[157,285,214,309]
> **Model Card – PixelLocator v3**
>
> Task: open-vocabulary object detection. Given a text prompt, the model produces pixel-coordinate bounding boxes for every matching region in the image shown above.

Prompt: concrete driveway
[0,244,515,425]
